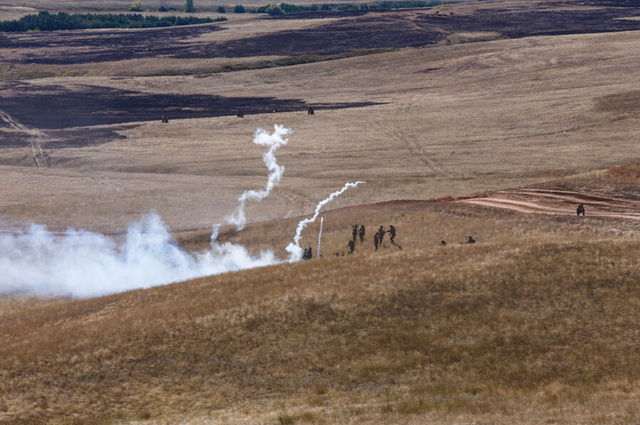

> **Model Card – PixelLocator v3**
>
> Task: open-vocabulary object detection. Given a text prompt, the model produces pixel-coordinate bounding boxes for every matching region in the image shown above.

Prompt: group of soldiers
[308,202,589,260]
[347,224,397,253]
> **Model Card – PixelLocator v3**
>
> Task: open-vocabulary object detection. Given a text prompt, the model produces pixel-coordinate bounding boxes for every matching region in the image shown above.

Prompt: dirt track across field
[459,188,640,220]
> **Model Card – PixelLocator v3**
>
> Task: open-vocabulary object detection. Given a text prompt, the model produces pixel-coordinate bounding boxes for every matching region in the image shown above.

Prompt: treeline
[0,11,224,32]
[254,0,441,15]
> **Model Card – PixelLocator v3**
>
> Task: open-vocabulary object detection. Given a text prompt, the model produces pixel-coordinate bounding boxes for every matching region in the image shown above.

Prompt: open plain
[3,0,640,423]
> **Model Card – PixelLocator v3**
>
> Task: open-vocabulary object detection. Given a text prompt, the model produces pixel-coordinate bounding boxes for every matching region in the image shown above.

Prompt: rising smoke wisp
[220,125,290,233]
[286,181,365,262]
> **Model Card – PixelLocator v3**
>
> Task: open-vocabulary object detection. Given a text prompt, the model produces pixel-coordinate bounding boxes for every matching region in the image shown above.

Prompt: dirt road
[458,188,640,220]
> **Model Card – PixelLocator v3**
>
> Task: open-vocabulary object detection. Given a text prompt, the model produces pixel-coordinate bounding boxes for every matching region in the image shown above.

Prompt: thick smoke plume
[0,126,290,298]
[0,213,277,298]
[220,125,290,232]
[286,181,365,262]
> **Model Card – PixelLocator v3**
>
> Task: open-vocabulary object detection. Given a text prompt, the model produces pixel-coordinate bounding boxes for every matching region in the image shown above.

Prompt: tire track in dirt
[366,95,450,176]
[0,109,50,167]
[458,189,640,221]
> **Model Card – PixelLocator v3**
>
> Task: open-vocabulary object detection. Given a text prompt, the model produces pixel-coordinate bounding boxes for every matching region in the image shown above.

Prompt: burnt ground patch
[5,3,640,66]
[0,23,223,65]
[0,82,378,139]
[0,126,130,150]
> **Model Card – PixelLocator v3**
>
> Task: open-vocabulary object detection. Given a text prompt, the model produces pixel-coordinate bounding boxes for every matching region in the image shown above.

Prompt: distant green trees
[234,4,245,13]
[217,5,226,13]
[184,0,195,13]
[253,1,441,14]
[0,11,223,32]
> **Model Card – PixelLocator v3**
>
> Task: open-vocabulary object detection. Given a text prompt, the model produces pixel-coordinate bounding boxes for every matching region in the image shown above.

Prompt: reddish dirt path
[458,189,640,220]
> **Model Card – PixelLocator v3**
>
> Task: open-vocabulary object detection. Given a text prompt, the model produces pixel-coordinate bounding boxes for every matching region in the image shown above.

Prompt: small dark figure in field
[161,114,169,123]
[377,226,385,247]
[577,203,585,216]
[302,247,313,260]
[441,240,447,246]
[388,225,396,245]
[237,109,244,118]
[465,236,476,244]
[348,239,355,254]
[352,224,358,242]
[374,232,380,251]
[308,107,314,115]
[358,225,365,243]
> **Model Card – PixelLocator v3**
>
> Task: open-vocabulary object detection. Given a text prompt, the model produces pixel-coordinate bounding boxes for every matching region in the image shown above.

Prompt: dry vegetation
[3,199,640,424]
[3,0,640,423]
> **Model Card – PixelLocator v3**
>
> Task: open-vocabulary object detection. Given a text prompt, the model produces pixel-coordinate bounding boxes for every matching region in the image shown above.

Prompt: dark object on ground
[441,240,446,246]
[577,203,585,216]
[358,225,365,243]
[389,225,396,245]
[348,239,355,254]
[308,107,314,115]
[237,109,244,118]
[161,114,168,123]
[466,236,476,244]
[374,233,379,251]
[352,224,358,242]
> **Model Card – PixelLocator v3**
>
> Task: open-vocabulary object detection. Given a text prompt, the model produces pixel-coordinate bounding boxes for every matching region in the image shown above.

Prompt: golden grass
[3,199,640,424]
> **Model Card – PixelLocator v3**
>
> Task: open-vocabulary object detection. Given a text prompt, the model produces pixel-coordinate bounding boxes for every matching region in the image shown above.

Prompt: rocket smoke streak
[218,125,290,233]
[286,181,365,262]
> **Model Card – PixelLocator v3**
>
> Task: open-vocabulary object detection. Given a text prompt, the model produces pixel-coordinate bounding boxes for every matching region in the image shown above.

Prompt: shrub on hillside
[130,0,143,11]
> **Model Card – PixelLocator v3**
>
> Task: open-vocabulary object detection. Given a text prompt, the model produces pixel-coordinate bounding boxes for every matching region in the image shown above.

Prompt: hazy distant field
[3,0,640,423]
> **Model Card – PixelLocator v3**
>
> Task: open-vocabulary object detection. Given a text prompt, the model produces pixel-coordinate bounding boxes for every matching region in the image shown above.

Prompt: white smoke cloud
[0,213,278,298]
[221,125,290,232]
[0,126,292,298]
[286,181,365,262]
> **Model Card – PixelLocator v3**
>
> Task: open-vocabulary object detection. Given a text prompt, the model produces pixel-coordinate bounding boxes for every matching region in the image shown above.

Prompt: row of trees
[151,0,440,14]
[255,1,441,15]
[0,11,220,32]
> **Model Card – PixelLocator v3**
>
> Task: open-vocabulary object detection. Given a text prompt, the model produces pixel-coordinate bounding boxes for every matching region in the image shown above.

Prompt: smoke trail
[0,213,278,298]
[286,181,365,262]
[220,125,290,233]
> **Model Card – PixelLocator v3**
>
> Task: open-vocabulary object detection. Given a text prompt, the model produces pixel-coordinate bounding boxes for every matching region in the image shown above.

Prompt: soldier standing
[377,226,385,247]
[348,239,355,254]
[352,224,358,242]
[374,232,379,251]
[577,203,585,216]
[358,225,365,243]
[389,225,396,245]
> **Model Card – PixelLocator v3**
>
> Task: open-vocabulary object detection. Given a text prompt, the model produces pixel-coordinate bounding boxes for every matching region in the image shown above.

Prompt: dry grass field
[3,0,640,423]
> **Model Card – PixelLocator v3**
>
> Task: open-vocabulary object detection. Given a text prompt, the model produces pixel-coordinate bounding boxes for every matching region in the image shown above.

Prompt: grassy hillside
[2,192,640,424]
